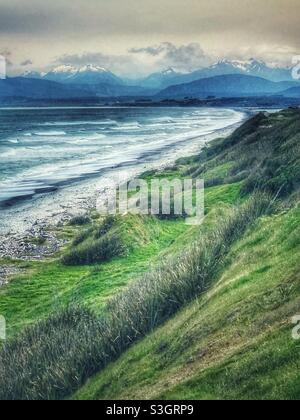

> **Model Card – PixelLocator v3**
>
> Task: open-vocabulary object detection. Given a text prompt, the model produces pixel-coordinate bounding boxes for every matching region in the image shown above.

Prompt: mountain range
[130,59,295,89]
[24,64,124,86]
[22,65,154,97]
[0,77,94,100]
[158,74,299,99]
[22,59,296,89]
[0,59,299,102]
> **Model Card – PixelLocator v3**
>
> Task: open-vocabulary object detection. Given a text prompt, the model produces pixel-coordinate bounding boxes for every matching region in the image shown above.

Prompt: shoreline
[0,112,248,266]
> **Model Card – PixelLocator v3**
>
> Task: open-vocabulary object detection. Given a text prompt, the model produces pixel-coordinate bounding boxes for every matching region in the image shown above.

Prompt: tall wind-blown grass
[0,193,272,400]
[62,232,125,266]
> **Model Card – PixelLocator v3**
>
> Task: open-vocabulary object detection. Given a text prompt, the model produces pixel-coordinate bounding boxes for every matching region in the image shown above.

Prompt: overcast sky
[0,0,299,76]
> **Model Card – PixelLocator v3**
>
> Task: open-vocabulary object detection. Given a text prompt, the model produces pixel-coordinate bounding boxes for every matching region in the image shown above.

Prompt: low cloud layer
[54,43,212,75]
[20,59,33,66]
[55,52,148,78]
[130,42,212,72]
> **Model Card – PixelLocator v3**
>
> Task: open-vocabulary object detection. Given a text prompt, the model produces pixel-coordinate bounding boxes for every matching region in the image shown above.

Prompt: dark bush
[72,226,95,246]
[205,177,224,188]
[62,232,125,266]
[94,216,116,240]
[69,215,91,226]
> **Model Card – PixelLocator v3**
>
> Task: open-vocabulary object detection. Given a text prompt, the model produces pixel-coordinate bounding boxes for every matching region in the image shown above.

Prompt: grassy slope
[1,108,299,400]
[72,108,300,400]
[0,217,188,337]
[74,205,300,400]
[0,181,241,338]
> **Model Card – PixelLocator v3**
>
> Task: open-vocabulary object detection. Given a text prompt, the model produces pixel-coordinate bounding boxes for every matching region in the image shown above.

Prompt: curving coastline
[0,108,247,264]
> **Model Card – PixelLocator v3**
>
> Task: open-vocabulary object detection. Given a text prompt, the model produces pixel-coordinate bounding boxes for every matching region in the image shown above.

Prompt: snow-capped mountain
[19,58,295,96]
[21,70,46,79]
[135,68,184,89]
[137,59,294,89]
[207,59,293,82]
[161,67,179,76]
[210,58,268,73]
[22,65,124,86]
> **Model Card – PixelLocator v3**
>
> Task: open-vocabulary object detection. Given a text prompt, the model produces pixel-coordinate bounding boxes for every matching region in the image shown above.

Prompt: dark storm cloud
[129,44,172,57]
[20,59,33,66]
[0,49,13,66]
[56,52,129,67]
[1,0,299,44]
[0,3,65,34]
[0,49,11,58]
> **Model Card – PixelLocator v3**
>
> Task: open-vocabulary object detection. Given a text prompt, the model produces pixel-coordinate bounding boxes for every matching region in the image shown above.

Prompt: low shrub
[69,215,91,226]
[62,232,125,266]
[72,226,95,246]
[205,177,224,188]
[94,216,116,240]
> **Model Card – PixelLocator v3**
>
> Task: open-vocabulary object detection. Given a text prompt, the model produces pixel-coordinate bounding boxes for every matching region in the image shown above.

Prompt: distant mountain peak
[213,58,267,72]
[161,67,178,75]
[78,64,109,73]
[50,64,110,75]
[51,65,78,74]
[249,57,265,64]
[21,70,46,78]
[206,58,293,82]
[22,64,123,86]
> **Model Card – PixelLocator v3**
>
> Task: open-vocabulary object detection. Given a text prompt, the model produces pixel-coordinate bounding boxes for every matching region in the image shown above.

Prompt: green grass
[205,182,242,211]
[202,161,234,180]
[1,109,299,400]
[73,205,300,400]
[0,216,191,337]
[0,181,242,339]
[162,327,300,400]
[0,194,270,400]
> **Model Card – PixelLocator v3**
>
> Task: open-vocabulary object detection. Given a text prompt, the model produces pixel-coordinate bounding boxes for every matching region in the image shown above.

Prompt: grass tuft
[69,215,91,226]
[62,232,126,266]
